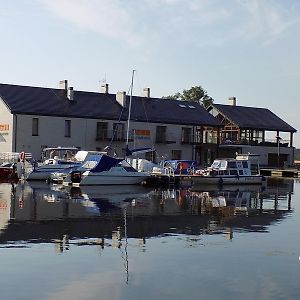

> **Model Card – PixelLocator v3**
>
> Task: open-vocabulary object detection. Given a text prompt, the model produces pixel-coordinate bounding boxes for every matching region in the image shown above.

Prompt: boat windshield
[211,160,227,169]
[42,148,78,161]
[211,160,221,168]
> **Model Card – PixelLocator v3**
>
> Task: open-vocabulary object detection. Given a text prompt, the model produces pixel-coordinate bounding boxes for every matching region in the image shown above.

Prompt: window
[227,161,237,169]
[65,120,71,137]
[181,127,192,143]
[145,151,156,162]
[113,123,124,141]
[242,161,248,168]
[32,118,39,136]
[156,126,166,143]
[171,150,181,160]
[230,170,238,175]
[96,122,108,140]
[194,127,203,144]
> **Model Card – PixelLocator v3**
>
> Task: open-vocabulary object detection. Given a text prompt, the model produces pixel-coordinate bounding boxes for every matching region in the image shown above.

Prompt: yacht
[191,154,264,186]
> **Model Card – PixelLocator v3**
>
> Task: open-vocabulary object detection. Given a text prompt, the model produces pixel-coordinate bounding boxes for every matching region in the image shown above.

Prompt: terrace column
[290,132,293,147]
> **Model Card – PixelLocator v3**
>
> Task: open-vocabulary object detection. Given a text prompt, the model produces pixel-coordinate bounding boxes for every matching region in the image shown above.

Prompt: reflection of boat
[69,185,152,213]
[191,183,265,192]
[191,154,264,186]
[0,178,294,244]
[26,147,80,180]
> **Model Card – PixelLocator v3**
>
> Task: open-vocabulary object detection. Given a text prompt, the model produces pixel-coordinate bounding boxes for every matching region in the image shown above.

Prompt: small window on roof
[179,104,186,108]
[188,105,196,109]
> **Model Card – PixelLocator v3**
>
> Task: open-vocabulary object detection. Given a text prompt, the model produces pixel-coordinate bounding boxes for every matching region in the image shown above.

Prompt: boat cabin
[41,147,78,164]
[203,154,260,177]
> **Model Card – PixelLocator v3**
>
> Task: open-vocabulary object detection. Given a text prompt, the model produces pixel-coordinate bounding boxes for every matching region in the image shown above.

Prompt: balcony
[96,135,133,142]
[155,139,176,144]
[220,139,290,147]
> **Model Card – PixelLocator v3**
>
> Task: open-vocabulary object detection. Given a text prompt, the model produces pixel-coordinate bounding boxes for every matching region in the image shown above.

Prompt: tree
[163,85,214,108]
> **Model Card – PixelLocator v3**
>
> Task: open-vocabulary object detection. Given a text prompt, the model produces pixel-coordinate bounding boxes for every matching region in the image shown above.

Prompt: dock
[260,168,300,178]
[146,168,300,188]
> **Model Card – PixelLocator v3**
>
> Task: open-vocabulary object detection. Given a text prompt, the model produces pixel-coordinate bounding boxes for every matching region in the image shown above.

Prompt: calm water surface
[0,178,299,300]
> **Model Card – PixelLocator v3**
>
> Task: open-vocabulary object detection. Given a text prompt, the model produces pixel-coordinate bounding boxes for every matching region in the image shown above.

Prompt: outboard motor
[71,170,82,183]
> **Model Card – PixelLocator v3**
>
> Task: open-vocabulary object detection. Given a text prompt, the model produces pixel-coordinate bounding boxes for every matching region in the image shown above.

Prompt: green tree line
[162,85,214,108]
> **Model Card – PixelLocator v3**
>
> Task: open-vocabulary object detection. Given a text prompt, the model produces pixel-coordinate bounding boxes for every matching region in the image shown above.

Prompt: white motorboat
[26,147,80,180]
[191,154,264,186]
[62,152,150,186]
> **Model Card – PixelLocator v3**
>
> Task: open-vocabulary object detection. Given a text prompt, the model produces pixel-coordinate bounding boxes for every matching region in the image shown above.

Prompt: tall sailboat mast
[126,69,135,146]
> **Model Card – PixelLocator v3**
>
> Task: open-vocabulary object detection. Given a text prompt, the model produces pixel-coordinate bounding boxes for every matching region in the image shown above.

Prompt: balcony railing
[220,139,290,147]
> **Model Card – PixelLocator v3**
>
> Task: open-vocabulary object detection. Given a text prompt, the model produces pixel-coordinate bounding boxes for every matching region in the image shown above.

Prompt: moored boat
[191,154,264,186]
[62,152,150,186]
[26,147,80,181]
[0,162,19,182]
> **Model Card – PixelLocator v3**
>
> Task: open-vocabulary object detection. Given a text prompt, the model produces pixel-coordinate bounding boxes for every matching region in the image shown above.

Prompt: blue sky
[1,0,299,146]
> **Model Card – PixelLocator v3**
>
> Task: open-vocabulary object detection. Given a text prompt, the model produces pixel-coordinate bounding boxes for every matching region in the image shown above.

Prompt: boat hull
[63,168,149,186]
[78,172,149,185]
[191,175,264,186]
[0,167,19,182]
[26,165,79,181]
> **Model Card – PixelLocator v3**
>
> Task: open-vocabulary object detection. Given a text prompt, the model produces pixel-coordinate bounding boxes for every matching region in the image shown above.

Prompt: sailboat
[63,70,150,186]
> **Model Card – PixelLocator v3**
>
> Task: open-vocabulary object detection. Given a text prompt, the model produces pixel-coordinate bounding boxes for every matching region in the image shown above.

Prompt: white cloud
[236,0,296,44]
[37,0,298,48]
[38,0,141,46]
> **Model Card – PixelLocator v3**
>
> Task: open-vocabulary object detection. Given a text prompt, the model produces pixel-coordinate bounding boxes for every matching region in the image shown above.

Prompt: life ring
[19,151,25,162]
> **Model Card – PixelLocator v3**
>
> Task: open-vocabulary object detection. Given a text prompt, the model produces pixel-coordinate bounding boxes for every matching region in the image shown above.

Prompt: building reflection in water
[0,178,294,250]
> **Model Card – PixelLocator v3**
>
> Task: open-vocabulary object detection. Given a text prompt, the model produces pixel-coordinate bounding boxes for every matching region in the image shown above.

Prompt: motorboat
[62,152,150,186]
[26,147,81,180]
[0,152,31,182]
[0,162,19,183]
[191,154,264,186]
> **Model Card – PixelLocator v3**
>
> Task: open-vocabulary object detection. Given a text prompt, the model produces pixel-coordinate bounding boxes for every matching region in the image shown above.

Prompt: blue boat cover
[89,154,123,173]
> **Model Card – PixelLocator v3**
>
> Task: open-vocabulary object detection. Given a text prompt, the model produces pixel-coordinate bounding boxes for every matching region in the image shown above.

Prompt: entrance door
[268,153,288,167]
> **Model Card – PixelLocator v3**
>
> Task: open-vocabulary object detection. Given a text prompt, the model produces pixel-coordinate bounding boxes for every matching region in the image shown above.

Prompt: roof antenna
[99,73,107,84]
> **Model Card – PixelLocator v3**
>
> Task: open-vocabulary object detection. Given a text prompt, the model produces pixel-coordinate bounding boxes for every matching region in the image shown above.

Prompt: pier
[260,168,300,178]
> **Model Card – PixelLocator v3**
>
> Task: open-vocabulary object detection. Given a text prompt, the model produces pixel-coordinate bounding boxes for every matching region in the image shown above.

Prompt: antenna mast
[126,70,135,145]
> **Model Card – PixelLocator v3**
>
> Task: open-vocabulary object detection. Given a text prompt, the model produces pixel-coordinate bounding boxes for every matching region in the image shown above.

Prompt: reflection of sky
[1,230,300,300]
[0,179,299,299]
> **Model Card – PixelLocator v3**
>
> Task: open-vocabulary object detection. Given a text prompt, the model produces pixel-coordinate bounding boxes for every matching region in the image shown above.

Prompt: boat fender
[19,151,25,162]
[71,171,82,183]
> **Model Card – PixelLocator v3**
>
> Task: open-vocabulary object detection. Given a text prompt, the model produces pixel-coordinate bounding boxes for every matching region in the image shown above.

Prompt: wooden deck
[260,168,300,178]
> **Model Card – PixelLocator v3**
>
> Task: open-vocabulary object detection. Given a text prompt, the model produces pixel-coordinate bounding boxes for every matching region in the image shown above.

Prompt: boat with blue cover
[62,152,150,186]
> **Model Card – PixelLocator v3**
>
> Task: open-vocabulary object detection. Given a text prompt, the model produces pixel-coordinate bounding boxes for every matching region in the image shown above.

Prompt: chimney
[228,97,236,106]
[143,87,150,98]
[59,80,68,91]
[116,91,126,107]
[67,87,74,101]
[101,83,109,94]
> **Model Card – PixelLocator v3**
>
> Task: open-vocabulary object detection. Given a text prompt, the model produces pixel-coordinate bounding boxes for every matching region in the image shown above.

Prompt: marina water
[0,178,299,300]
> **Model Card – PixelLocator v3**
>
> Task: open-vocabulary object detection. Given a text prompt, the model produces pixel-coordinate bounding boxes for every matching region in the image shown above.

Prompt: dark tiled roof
[0,83,221,127]
[212,104,296,133]
[130,97,221,126]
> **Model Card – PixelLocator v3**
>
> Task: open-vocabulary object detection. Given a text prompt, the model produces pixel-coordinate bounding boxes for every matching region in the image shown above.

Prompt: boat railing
[0,152,23,164]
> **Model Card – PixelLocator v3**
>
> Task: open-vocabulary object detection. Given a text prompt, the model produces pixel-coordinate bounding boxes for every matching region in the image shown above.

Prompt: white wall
[238,145,294,166]
[0,99,14,152]
[13,114,194,161]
